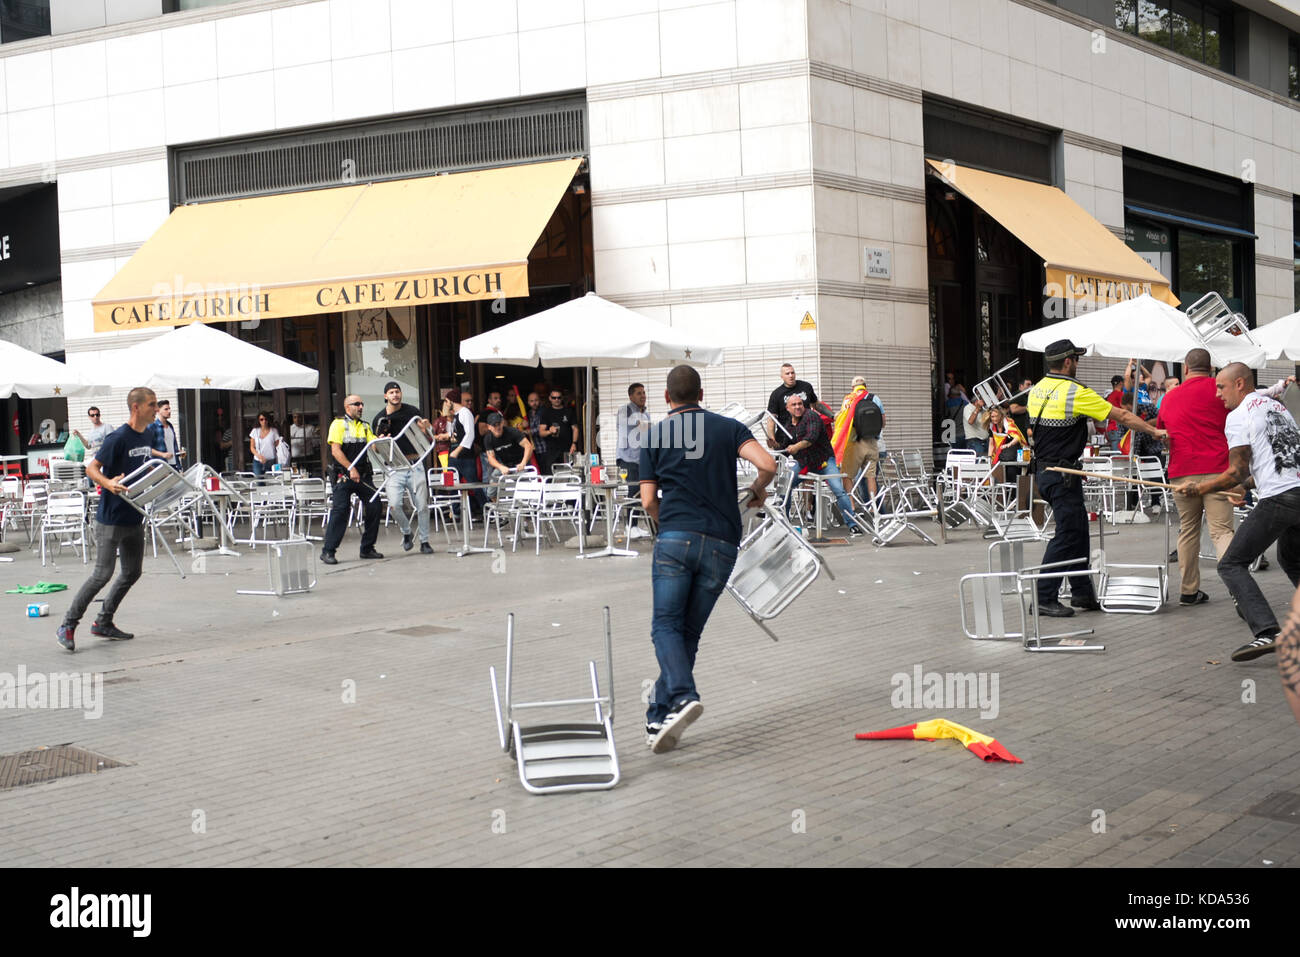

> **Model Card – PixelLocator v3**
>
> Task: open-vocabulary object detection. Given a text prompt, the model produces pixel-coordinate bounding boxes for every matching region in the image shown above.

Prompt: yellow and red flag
[831,385,868,464]
[1118,429,1133,455]
[989,432,1007,461]
[856,717,1022,763]
[1005,417,1027,448]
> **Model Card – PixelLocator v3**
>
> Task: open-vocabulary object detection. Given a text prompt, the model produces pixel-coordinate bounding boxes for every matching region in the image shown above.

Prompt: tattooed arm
[1280,584,1300,727]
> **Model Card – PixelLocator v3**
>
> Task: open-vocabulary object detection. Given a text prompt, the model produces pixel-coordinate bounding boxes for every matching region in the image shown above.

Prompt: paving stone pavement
[1,512,1298,868]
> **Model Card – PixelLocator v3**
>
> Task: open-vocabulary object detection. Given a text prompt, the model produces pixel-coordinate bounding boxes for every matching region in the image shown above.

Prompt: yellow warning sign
[799,311,816,331]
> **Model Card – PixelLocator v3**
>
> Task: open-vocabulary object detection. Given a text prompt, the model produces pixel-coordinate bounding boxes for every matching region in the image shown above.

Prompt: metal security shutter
[173,95,588,205]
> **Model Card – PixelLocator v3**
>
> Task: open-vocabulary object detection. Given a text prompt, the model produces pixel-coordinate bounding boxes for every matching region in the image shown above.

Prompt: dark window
[1115,0,1231,71]
[922,97,1056,185]
[163,0,244,11]
[0,0,50,43]
[1293,201,1300,311]
[1291,37,1300,100]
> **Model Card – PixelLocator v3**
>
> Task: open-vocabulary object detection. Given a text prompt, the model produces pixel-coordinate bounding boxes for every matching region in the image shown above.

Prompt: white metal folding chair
[489,608,620,795]
[40,490,89,565]
[290,478,329,540]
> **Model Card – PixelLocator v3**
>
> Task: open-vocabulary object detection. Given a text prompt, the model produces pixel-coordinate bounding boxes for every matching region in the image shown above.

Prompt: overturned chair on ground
[959,559,1105,653]
[489,608,619,795]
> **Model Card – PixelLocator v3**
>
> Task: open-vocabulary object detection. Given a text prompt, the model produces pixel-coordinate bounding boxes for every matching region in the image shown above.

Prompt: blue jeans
[647,531,739,725]
[786,459,862,529]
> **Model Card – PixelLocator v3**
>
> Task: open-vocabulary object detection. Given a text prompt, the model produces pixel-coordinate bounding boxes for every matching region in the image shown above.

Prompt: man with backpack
[832,376,885,505]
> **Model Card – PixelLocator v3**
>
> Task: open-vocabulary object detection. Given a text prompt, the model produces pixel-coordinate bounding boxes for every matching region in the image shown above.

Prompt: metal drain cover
[1248,792,1300,824]
[388,625,458,637]
[0,746,126,791]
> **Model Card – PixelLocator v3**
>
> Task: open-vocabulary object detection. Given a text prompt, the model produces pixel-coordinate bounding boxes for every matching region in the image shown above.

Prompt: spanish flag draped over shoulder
[856,717,1023,763]
[831,385,868,464]
[1005,417,1026,448]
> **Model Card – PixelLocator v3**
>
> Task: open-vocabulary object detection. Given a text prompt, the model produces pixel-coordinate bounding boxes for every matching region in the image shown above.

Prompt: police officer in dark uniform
[1029,340,1167,617]
[320,393,384,565]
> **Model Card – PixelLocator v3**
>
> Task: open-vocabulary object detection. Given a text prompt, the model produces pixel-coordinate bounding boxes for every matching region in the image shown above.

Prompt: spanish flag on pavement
[856,718,1023,763]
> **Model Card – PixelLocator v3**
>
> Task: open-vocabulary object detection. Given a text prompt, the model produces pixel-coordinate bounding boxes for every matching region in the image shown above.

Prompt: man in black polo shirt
[56,387,159,652]
[538,388,579,474]
[766,362,818,451]
[373,381,434,555]
[482,412,534,491]
[640,365,777,754]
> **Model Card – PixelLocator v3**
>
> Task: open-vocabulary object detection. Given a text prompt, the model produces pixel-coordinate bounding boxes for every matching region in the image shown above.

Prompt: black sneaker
[650,699,703,754]
[402,533,414,552]
[1037,600,1075,618]
[1179,590,1210,606]
[1168,549,1178,563]
[1070,598,1102,612]
[847,524,864,538]
[420,542,434,555]
[56,625,75,653]
[1259,556,1271,570]
[91,621,134,640]
[645,722,663,748]
[359,549,385,560]
[320,550,338,565]
[1231,632,1279,662]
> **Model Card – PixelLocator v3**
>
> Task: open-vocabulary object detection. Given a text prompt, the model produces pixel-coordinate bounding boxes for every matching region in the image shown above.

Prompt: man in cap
[1027,339,1167,617]
[373,381,435,555]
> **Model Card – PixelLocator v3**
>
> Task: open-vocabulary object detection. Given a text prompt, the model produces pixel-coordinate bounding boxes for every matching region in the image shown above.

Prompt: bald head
[1215,363,1254,411]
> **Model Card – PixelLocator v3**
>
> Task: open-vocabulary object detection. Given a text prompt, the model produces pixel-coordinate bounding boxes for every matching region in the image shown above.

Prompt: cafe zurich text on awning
[925,159,1178,308]
[91,158,582,332]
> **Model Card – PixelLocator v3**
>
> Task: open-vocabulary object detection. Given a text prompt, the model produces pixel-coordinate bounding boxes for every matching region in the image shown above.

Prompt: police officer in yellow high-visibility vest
[321,394,384,565]
[1028,339,1166,617]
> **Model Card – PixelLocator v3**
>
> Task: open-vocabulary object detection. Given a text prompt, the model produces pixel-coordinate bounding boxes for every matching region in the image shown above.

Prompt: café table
[444,480,497,557]
[798,471,848,544]
[577,479,636,560]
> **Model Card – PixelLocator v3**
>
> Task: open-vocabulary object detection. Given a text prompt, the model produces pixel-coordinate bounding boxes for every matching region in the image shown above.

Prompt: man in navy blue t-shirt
[639,365,776,753]
[57,387,159,652]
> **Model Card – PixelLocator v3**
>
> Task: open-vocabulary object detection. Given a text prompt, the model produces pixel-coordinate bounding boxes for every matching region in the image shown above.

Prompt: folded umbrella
[856,717,1022,763]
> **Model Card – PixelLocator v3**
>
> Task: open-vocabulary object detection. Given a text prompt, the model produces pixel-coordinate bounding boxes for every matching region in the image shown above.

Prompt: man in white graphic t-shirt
[1178,363,1300,663]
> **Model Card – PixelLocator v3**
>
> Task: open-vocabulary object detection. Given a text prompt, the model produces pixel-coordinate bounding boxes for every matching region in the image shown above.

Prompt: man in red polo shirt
[1156,348,1234,605]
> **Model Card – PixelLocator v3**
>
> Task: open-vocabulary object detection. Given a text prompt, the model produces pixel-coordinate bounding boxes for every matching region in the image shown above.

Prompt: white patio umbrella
[459,292,725,459]
[1253,310,1300,360]
[82,321,319,468]
[0,339,111,398]
[1018,294,1268,368]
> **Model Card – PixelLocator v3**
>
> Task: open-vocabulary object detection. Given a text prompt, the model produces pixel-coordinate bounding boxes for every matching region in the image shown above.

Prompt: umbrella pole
[195,387,202,473]
[585,362,593,463]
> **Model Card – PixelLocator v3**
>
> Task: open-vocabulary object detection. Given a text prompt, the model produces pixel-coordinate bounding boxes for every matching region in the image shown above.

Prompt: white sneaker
[650,700,703,754]
[628,526,649,540]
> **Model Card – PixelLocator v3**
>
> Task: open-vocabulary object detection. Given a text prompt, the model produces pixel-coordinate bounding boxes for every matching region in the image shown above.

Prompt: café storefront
[91,155,592,474]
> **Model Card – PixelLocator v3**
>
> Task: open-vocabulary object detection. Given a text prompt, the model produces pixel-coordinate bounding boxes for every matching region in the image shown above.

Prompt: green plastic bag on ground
[5,582,70,594]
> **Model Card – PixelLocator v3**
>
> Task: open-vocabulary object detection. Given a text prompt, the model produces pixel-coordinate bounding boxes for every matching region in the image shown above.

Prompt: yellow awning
[92,158,582,332]
[925,159,1178,307]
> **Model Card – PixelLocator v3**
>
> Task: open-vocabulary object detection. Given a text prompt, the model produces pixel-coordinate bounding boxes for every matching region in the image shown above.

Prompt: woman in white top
[248,411,280,478]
